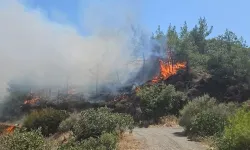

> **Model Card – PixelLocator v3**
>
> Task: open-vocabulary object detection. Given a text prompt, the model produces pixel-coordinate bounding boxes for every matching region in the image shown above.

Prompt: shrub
[98,132,118,149]
[189,109,226,137]
[58,113,79,132]
[23,108,69,136]
[136,83,186,121]
[216,105,250,150]
[179,94,216,131]
[58,132,118,150]
[156,85,187,116]
[189,103,237,137]
[179,94,237,137]
[0,129,52,150]
[158,115,179,127]
[72,107,134,140]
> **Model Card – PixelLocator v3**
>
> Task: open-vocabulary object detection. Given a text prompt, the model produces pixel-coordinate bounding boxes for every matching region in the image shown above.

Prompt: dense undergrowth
[23,108,69,136]
[0,107,134,150]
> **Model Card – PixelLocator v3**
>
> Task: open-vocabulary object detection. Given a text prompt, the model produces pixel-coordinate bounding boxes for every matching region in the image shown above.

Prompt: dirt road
[133,126,208,150]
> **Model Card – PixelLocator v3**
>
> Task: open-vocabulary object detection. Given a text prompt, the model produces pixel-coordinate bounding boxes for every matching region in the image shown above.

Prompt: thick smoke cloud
[0,0,147,98]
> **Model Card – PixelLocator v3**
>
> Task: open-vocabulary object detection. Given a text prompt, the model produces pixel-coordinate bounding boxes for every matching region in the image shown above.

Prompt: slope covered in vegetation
[0,18,250,150]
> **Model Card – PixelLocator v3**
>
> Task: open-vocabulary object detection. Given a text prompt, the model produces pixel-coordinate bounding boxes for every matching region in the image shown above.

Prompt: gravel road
[133,126,208,150]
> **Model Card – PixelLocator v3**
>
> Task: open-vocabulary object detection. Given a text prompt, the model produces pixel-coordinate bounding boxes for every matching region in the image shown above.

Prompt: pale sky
[22,0,250,43]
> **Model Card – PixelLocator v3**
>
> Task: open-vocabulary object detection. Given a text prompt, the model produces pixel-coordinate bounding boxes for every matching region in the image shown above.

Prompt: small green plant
[23,108,69,136]
[72,107,134,140]
[216,105,250,150]
[0,129,52,150]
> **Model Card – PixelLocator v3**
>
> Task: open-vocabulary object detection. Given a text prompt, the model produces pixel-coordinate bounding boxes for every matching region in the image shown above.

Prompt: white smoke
[0,0,146,97]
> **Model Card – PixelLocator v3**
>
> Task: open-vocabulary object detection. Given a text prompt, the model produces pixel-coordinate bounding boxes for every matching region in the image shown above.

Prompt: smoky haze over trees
[0,0,149,98]
[0,1,250,115]
[0,1,250,150]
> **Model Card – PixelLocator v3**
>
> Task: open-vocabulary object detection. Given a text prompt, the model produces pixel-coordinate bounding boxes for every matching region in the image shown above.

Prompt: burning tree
[0,123,20,134]
[151,60,186,83]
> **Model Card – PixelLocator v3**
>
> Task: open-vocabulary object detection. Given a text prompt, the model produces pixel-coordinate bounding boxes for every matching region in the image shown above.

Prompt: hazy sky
[23,0,249,43]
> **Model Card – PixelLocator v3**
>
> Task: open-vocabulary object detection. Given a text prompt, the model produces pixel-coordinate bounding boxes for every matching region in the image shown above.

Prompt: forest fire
[135,87,140,93]
[151,59,186,83]
[67,88,76,95]
[5,125,15,133]
[114,93,129,101]
[24,96,40,105]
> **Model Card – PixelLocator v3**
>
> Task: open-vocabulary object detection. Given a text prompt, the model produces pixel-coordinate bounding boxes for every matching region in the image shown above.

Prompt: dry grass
[49,131,73,145]
[118,133,145,150]
[149,115,179,127]
[199,137,217,150]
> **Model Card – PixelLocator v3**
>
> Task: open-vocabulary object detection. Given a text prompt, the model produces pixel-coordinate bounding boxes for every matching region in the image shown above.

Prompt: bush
[190,103,237,137]
[58,113,79,132]
[189,109,226,137]
[72,107,134,140]
[0,129,52,150]
[179,94,237,137]
[216,105,250,150]
[179,94,216,131]
[136,83,186,121]
[58,132,118,150]
[157,85,187,115]
[23,108,69,136]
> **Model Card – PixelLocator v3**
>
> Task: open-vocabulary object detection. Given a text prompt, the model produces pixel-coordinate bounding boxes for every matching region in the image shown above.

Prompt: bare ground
[133,126,209,150]
[118,133,145,150]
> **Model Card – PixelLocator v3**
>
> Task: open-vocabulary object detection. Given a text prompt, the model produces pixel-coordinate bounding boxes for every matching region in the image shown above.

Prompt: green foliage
[179,94,237,137]
[152,17,250,102]
[58,113,79,132]
[216,105,250,150]
[136,84,186,121]
[136,83,169,120]
[72,107,134,140]
[0,129,52,150]
[206,31,250,80]
[189,109,226,137]
[58,132,118,150]
[179,94,216,132]
[23,108,69,136]
[167,24,179,50]
[156,84,187,115]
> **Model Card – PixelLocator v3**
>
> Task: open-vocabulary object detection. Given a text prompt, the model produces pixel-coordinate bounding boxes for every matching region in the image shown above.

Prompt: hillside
[0,18,250,150]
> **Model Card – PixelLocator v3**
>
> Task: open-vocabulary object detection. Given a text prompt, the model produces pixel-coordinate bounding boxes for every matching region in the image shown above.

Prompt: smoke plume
[0,0,148,98]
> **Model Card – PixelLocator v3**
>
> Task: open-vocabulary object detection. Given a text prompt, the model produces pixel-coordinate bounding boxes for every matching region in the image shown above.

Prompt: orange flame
[5,126,15,133]
[24,96,40,105]
[135,87,140,93]
[151,60,186,83]
[67,88,76,95]
[114,93,128,101]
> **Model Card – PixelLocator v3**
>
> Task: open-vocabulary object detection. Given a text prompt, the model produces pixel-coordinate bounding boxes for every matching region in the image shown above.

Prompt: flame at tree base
[151,59,186,83]
[24,96,40,105]
[5,126,15,133]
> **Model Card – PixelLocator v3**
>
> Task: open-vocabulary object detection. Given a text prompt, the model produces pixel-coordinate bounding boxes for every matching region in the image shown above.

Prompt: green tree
[190,17,213,54]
